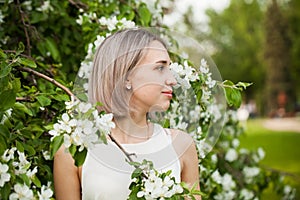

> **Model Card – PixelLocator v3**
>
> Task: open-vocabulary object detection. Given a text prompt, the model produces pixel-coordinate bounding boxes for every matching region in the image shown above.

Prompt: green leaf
[19,173,30,186]
[0,89,16,112]
[16,42,25,55]
[14,102,33,116]
[0,124,10,138]
[11,78,21,92]
[16,140,25,152]
[74,148,87,166]
[224,87,242,108]
[0,135,8,154]
[36,95,52,107]
[69,144,77,156]
[45,38,61,62]
[138,3,151,26]
[0,64,11,78]
[1,183,11,200]
[50,135,64,158]
[0,48,7,59]
[23,143,36,156]
[222,80,243,108]
[32,175,42,188]
[17,57,37,68]
[131,168,143,179]
[236,81,253,90]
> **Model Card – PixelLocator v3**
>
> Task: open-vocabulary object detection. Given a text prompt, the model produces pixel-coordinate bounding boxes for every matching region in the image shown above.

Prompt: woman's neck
[112,114,153,144]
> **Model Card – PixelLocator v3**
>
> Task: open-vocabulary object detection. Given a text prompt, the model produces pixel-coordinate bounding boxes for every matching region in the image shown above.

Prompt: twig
[108,134,136,163]
[19,67,74,97]
[108,134,148,178]
[4,50,32,59]
[16,0,31,56]
[16,97,33,102]
[68,0,88,10]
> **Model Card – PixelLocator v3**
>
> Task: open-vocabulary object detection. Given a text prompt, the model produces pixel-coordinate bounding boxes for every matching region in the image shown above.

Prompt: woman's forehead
[139,40,170,64]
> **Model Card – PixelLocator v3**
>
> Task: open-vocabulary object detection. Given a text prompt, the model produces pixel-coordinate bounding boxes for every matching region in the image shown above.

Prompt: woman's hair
[88,28,166,117]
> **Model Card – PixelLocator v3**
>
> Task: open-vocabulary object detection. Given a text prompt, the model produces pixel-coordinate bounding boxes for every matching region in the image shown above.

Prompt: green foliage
[0,0,296,199]
[205,0,265,101]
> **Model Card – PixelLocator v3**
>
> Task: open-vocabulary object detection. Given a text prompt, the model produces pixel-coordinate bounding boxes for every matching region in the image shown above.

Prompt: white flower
[205,76,216,88]
[240,188,254,200]
[137,190,145,198]
[9,183,34,200]
[119,18,136,29]
[211,154,218,163]
[221,173,236,191]
[2,147,17,162]
[172,184,183,193]
[78,61,93,79]
[239,148,249,154]
[214,190,236,200]
[76,15,83,25]
[95,113,115,134]
[38,184,53,200]
[257,147,265,160]
[65,96,79,110]
[199,59,209,74]
[232,139,240,148]
[170,63,184,76]
[63,134,72,148]
[99,16,118,31]
[42,150,51,160]
[78,102,92,113]
[0,163,11,187]
[1,108,12,124]
[94,35,106,48]
[211,170,222,184]
[48,123,61,137]
[284,185,292,194]
[14,151,30,175]
[225,148,238,162]
[22,1,32,11]
[26,166,38,179]
[243,166,260,183]
[36,1,53,12]
[163,176,174,187]
[58,113,77,133]
[0,10,5,24]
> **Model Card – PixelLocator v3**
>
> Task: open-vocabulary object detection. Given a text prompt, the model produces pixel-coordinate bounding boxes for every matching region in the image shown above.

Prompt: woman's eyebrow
[155,60,170,65]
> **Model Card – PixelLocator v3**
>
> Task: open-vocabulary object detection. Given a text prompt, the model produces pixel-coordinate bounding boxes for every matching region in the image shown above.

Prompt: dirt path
[262,117,300,133]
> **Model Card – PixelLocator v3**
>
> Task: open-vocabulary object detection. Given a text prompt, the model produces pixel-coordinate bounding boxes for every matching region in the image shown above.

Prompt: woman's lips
[162,91,173,98]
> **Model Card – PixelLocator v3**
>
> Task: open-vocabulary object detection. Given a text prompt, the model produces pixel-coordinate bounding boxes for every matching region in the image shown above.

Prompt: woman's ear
[125,80,132,90]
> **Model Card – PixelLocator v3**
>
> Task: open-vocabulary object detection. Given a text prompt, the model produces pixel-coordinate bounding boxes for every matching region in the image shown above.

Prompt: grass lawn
[239,118,300,200]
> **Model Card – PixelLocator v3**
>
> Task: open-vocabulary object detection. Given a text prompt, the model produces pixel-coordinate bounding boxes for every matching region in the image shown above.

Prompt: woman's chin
[149,102,170,112]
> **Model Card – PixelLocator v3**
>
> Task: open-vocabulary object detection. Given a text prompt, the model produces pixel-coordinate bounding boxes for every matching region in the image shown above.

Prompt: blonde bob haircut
[88,28,167,117]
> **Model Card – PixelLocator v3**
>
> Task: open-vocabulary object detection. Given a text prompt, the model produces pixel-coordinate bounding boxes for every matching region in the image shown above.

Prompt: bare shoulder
[167,128,195,145]
[53,146,82,199]
[166,128,197,157]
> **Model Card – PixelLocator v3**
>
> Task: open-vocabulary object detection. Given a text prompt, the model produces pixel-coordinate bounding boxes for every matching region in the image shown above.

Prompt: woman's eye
[157,66,165,71]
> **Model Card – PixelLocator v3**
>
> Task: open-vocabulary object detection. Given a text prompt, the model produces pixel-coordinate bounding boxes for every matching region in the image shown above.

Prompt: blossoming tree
[0,0,296,199]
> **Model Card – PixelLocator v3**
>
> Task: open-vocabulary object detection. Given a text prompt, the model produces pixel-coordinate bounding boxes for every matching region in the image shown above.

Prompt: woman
[54,28,201,200]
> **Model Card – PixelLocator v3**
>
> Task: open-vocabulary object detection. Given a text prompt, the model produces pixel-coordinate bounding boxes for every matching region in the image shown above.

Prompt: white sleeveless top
[81,123,181,200]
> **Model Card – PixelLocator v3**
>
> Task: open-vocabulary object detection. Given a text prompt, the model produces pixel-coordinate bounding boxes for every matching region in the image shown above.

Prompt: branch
[16,0,31,56]
[108,134,136,163]
[108,134,148,178]
[16,97,33,102]
[19,67,74,97]
[68,0,88,10]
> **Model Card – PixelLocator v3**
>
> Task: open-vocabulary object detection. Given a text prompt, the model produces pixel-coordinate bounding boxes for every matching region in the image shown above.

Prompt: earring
[126,84,132,90]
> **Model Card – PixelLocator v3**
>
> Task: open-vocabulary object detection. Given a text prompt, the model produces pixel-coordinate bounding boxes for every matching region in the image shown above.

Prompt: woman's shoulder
[165,128,194,143]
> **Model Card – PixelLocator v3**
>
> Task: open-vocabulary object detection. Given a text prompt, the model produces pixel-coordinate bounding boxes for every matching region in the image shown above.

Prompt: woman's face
[128,40,177,113]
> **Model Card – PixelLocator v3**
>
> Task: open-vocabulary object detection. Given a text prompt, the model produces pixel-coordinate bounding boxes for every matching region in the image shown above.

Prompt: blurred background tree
[169,0,300,116]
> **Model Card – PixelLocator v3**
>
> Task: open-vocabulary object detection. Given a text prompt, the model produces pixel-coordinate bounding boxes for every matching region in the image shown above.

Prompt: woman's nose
[165,71,177,86]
